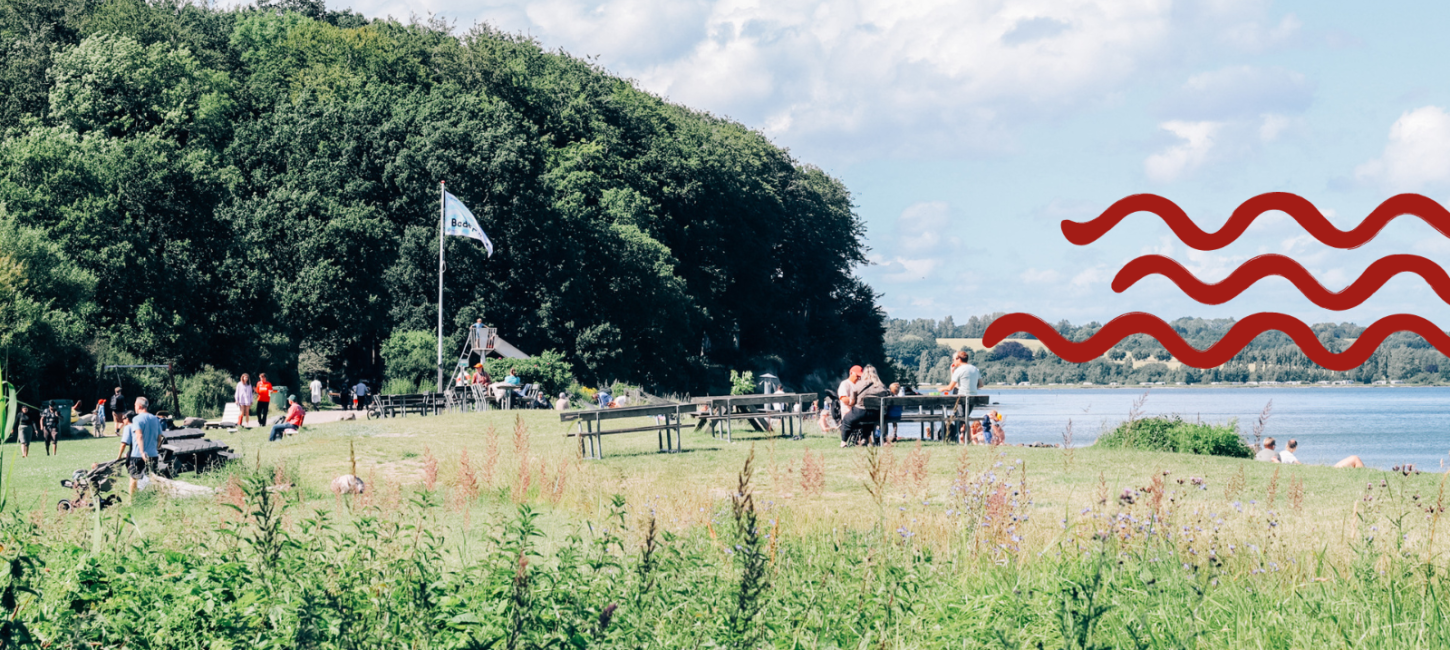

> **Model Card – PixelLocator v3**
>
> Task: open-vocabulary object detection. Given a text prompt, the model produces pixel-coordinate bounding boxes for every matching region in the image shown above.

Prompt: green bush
[381,330,437,389]
[730,370,756,395]
[486,350,574,395]
[382,378,419,395]
[178,365,233,419]
[1095,416,1252,457]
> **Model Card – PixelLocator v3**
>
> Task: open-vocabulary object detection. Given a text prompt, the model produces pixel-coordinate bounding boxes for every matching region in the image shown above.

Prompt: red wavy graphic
[1063,193,1450,250]
[982,312,1450,371]
[1113,254,1450,310]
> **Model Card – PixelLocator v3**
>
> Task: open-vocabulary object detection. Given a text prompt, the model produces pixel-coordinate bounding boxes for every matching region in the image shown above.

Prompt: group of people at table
[818,349,1004,447]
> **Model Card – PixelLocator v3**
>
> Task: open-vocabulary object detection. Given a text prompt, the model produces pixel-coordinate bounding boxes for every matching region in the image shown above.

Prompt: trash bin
[42,399,74,438]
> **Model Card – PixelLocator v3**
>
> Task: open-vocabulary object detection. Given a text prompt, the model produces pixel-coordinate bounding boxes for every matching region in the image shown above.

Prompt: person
[555,392,570,411]
[17,406,33,458]
[38,403,59,456]
[1256,437,1280,462]
[471,364,491,386]
[1279,439,1301,464]
[841,366,890,445]
[837,366,863,446]
[1334,455,1365,468]
[270,395,305,441]
[595,387,612,408]
[817,394,841,435]
[611,393,630,408]
[309,377,323,409]
[352,380,369,410]
[125,398,164,497]
[255,373,275,424]
[944,350,983,396]
[108,387,126,435]
[980,410,1005,445]
[88,399,103,439]
[472,318,488,349]
[235,374,254,427]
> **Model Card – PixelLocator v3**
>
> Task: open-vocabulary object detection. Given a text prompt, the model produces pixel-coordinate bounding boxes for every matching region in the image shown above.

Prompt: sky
[345,0,1450,328]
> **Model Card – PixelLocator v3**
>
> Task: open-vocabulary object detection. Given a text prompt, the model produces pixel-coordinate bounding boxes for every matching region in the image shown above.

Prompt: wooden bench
[371,393,444,418]
[560,403,688,460]
[690,393,818,442]
[857,394,990,442]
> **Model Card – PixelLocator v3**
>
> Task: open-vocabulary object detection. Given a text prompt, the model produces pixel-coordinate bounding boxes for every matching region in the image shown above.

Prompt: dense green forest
[0,0,886,403]
[887,315,1450,386]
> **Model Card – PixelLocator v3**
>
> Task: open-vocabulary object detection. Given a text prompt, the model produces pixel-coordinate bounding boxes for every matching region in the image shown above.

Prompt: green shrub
[730,370,755,395]
[382,378,419,395]
[486,350,574,395]
[178,365,232,418]
[1095,416,1252,457]
[381,330,436,389]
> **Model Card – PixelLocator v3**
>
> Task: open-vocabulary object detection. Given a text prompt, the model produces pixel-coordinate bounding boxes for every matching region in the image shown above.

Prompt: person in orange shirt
[255,373,275,424]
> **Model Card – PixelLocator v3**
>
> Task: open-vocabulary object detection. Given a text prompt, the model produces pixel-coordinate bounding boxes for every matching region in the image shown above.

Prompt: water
[973,387,1450,471]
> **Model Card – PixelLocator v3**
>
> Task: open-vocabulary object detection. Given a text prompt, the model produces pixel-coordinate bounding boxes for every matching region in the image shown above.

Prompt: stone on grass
[331,474,366,495]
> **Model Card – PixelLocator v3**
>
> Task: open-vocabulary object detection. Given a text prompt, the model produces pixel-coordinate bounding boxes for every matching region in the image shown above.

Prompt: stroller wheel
[56,499,72,513]
[60,479,74,489]
[101,495,120,508]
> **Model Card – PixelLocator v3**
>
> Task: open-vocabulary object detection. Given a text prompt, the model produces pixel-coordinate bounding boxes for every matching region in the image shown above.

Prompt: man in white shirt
[944,350,982,396]
[309,378,323,409]
[1279,439,1301,464]
[837,365,862,446]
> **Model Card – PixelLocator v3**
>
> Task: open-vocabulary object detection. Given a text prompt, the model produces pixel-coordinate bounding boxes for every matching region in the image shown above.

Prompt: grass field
[7,408,1450,648]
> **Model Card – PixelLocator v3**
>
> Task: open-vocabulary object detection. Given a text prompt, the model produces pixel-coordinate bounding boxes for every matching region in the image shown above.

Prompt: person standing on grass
[38,403,59,456]
[837,366,862,446]
[235,374,254,427]
[944,350,983,442]
[255,373,275,424]
[123,399,163,497]
[108,387,126,435]
[269,395,305,441]
[17,406,34,458]
[310,377,323,409]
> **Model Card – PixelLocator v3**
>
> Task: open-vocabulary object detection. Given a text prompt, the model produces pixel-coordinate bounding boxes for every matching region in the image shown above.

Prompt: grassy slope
[11,409,1445,562]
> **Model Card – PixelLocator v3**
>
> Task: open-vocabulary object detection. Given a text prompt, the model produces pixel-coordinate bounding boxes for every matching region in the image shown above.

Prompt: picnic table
[857,394,990,441]
[560,403,688,460]
[691,393,817,442]
[368,393,445,418]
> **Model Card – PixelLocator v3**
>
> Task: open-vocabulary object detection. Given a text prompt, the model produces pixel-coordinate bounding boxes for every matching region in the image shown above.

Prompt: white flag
[443,192,494,256]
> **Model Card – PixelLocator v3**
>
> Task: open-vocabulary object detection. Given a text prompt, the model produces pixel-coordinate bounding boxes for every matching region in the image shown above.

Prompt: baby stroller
[57,459,123,513]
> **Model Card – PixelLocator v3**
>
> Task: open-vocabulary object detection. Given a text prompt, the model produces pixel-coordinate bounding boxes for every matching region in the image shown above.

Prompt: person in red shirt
[269,395,305,441]
[255,373,275,424]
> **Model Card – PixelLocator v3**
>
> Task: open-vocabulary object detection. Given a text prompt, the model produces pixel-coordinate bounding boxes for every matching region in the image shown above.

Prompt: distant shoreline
[917,383,1450,391]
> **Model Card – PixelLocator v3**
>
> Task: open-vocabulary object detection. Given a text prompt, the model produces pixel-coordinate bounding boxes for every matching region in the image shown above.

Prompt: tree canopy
[0,0,886,400]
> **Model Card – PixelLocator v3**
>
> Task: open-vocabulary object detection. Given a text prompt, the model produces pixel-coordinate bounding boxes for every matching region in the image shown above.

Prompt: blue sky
[352,0,1450,327]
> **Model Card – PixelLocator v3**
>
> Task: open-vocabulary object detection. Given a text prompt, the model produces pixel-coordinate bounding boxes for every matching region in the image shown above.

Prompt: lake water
[962,387,1450,471]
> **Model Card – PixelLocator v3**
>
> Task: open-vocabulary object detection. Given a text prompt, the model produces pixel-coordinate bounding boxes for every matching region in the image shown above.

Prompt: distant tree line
[886,315,1450,387]
[0,0,885,403]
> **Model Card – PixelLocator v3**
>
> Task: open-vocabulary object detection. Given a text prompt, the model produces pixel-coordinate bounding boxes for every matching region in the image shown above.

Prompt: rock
[331,474,366,495]
[182,417,206,428]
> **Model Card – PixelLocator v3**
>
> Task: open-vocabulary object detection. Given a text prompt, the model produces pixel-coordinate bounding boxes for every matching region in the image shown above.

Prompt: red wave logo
[983,312,1450,372]
[1113,254,1450,311]
[1063,192,1450,250]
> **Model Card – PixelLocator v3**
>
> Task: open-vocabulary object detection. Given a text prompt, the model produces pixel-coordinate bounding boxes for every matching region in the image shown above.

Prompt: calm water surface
[958,387,1450,471]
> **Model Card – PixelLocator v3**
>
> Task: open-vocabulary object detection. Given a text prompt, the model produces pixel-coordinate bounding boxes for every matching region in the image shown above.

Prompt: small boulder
[331,474,366,495]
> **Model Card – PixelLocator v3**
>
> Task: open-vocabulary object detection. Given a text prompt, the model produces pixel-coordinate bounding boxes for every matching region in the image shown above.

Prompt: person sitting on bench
[841,366,890,445]
[269,395,305,441]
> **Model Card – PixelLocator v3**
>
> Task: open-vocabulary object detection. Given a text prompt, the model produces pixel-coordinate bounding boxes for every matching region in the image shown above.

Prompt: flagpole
[437,181,445,394]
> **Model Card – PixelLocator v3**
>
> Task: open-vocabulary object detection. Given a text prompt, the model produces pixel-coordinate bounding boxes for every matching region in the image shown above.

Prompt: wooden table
[856,394,990,442]
[690,393,818,442]
[560,403,689,460]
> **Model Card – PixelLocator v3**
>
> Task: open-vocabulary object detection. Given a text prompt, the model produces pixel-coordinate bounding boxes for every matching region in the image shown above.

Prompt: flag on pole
[443,191,494,256]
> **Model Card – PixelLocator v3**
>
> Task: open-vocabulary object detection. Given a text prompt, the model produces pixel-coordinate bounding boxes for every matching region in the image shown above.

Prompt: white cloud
[402,0,1305,160]
[1355,106,1450,191]
[1145,120,1222,183]
[873,201,962,283]
[1020,268,1061,284]
[1158,65,1312,121]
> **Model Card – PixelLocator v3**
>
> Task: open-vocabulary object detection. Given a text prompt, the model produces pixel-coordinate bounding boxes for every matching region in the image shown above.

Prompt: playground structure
[437,325,534,413]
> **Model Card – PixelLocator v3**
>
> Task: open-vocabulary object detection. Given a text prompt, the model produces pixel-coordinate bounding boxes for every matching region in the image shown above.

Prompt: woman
[235,373,255,427]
